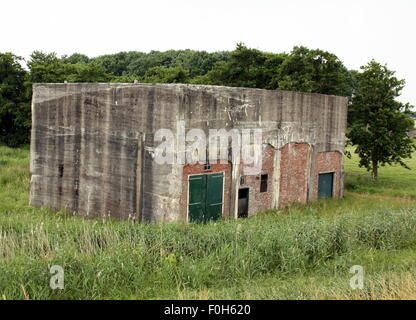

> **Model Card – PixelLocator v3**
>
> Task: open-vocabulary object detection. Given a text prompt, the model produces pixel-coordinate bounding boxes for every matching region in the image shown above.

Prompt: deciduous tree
[0,53,29,146]
[348,60,415,180]
[271,46,352,96]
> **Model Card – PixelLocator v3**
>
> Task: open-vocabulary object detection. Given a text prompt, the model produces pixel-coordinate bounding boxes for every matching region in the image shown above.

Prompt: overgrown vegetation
[0,145,415,299]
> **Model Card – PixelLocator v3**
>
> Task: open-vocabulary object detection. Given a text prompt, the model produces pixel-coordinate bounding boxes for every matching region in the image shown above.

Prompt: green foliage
[271,46,353,96]
[93,51,143,76]
[27,51,111,83]
[347,60,416,179]
[192,44,353,97]
[171,50,230,78]
[92,50,230,78]
[0,53,29,146]
[27,51,66,83]
[65,62,111,83]
[61,53,90,64]
[196,43,286,88]
[141,65,189,83]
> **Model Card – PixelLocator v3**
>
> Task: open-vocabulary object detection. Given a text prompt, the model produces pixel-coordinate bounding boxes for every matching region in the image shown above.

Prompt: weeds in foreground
[1,144,416,299]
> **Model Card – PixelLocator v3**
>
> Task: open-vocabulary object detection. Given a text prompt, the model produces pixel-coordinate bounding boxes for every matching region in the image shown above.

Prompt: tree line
[0,43,414,179]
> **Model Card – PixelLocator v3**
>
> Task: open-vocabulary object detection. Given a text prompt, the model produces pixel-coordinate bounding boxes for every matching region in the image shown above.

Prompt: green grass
[0,144,416,300]
[345,147,416,199]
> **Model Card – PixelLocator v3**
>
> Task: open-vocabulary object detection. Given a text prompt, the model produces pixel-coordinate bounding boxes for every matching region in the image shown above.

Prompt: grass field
[0,145,415,300]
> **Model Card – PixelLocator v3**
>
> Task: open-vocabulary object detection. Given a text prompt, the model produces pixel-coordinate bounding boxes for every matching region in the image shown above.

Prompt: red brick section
[239,144,275,215]
[312,151,343,200]
[279,143,311,207]
[179,147,343,220]
[180,162,231,221]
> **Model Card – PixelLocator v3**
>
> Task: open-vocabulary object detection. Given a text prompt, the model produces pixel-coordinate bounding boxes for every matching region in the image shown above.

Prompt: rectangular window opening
[59,164,64,178]
[260,174,268,193]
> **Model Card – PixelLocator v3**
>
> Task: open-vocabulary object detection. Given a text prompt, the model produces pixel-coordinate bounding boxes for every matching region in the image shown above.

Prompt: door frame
[186,171,225,222]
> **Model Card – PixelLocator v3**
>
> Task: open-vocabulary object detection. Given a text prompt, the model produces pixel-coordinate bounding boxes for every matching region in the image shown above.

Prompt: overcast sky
[2,0,415,104]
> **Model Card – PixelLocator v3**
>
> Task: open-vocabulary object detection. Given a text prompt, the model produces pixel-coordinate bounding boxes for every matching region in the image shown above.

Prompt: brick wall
[180,148,343,220]
[312,151,343,200]
[238,144,275,215]
[279,143,312,207]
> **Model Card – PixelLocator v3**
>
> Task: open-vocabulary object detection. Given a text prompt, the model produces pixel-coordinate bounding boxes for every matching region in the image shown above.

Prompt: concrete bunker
[29,83,348,223]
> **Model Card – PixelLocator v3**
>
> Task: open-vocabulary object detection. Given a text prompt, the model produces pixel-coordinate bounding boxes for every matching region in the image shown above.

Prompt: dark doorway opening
[260,174,268,193]
[238,188,249,218]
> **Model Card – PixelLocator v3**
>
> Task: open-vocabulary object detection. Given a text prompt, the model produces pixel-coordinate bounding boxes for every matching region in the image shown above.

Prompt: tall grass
[1,144,416,299]
[1,207,415,299]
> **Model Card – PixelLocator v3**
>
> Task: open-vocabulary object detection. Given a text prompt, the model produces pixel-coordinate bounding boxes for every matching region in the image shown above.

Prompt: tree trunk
[371,159,378,181]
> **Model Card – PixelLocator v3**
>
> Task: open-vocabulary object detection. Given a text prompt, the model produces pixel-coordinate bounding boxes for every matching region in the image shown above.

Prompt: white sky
[1,0,415,105]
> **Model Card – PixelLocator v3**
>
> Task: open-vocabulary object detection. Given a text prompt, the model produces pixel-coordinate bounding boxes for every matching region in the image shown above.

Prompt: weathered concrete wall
[30,83,183,222]
[30,83,347,222]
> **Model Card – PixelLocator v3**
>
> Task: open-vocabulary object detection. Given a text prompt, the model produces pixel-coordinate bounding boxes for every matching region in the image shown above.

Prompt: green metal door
[318,172,334,199]
[188,175,206,223]
[206,173,224,222]
[188,173,223,223]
